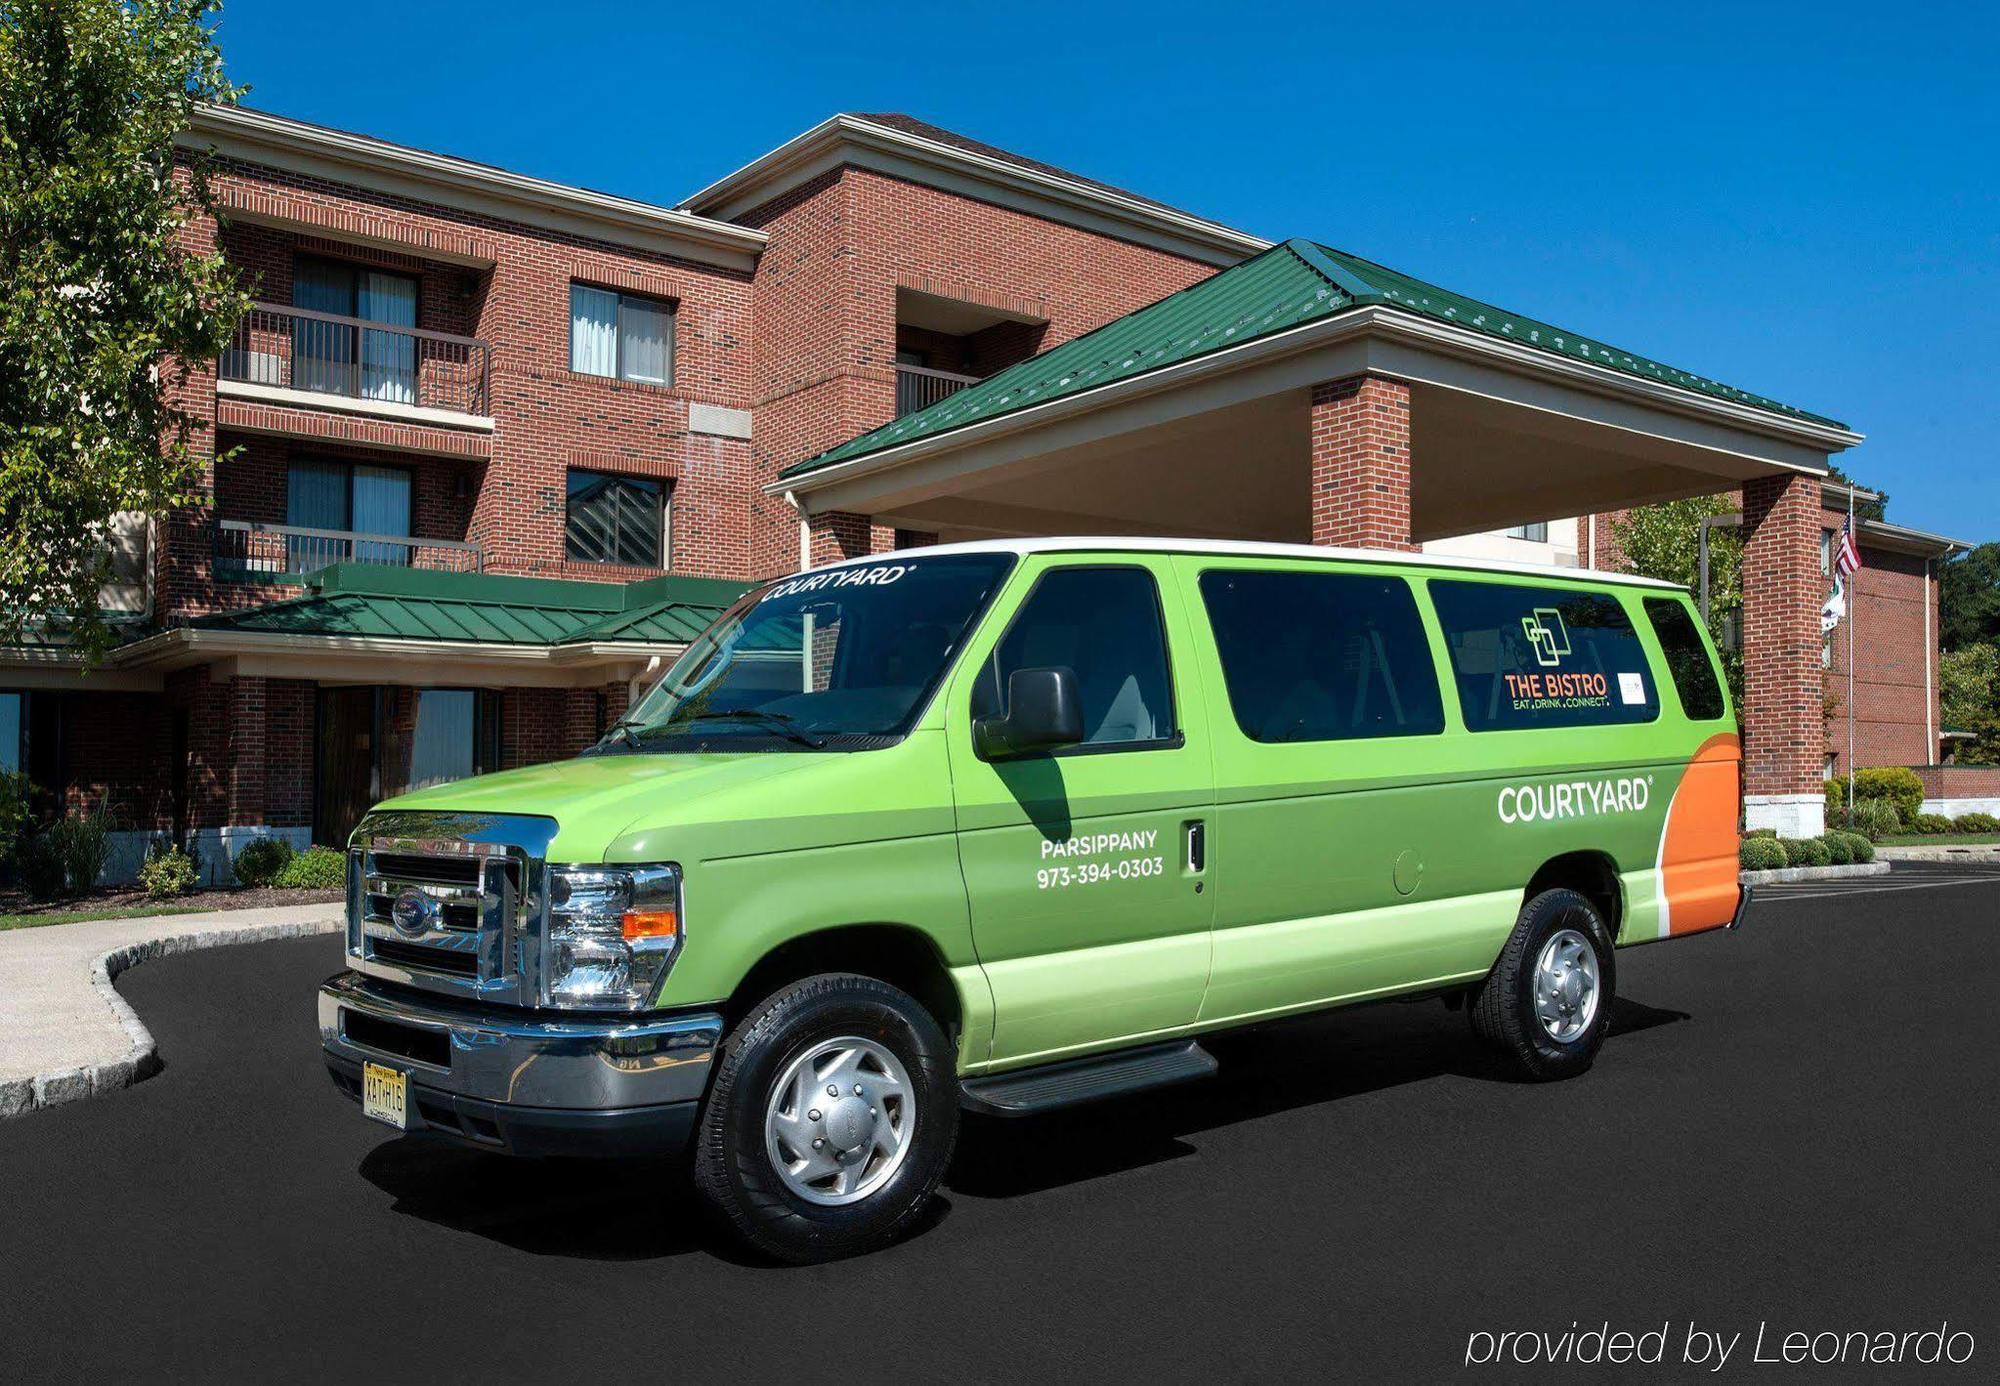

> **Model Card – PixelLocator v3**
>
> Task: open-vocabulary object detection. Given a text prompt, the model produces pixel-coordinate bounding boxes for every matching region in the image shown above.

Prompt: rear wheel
[1468,888,1615,1080]
[692,974,958,1263]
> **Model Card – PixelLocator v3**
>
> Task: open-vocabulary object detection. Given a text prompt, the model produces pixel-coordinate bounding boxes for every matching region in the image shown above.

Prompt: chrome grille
[348,812,558,1007]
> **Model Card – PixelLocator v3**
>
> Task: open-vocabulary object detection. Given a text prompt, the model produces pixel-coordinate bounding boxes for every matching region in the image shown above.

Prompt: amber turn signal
[621,908,679,941]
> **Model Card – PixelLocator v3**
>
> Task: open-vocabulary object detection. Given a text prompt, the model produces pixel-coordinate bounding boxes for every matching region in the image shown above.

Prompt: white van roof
[803,536,1687,592]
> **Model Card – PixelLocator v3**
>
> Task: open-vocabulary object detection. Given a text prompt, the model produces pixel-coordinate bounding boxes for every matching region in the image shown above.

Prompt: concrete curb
[0,915,341,1120]
[1739,861,1892,886]
[1875,844,2000,863]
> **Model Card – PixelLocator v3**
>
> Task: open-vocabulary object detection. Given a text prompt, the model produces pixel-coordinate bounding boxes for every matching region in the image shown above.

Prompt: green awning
[192,563,748,647]
[784,238,1845,479]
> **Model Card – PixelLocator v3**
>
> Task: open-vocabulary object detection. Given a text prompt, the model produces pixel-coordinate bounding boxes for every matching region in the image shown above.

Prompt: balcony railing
[220,303,493,416]
[215,520,484,579]
[895,363,981,417]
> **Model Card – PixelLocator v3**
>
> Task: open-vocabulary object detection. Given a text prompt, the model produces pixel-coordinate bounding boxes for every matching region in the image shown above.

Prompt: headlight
[545,863,682,1009]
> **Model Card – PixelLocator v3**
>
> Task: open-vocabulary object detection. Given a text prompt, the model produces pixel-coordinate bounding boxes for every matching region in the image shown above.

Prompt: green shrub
[1824,776,1847,813]
[1837,831,1875,864]
[25,805,118,897]
[233,836,295,887]
[1849,767,1926,827]
[1848,798,1903,842]
[272,844,345,890]
[1819,832,1853,865]
[1951,812,2000,834]
[1746,827,1778,839]
[1740,836,1787,871]
[0,770,34,867]
[1909,812,1953,836]
[1780,836,1831,868]
[138,844,199,900]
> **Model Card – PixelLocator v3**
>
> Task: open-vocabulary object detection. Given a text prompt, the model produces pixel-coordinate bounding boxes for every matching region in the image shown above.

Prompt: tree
[1610,496,1745,701]
[1822,463,1887,522]
[1940,644,2000,765]
[1940,542,2000,653]
[0,0,246,659]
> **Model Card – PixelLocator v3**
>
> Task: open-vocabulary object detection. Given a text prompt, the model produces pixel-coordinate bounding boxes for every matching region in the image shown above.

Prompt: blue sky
[216,0,1998,541]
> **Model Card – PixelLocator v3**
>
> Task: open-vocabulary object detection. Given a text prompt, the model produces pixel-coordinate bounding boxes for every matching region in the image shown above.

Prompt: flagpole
[1847,487,1857,829]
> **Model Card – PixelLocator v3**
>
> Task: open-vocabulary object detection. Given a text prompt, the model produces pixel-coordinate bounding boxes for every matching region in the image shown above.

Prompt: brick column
[225,676,267,830]
[1309,376,1415,550]
[1741,471,1825,835]
[806,510,894,566]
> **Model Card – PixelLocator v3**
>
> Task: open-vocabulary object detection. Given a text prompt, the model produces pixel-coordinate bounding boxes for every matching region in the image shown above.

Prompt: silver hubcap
[763,1036,914,1206]
[1533,928,1600,1043]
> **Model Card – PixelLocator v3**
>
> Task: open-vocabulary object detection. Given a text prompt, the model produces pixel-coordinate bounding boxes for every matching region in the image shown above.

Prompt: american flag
[1834,516,1862,579]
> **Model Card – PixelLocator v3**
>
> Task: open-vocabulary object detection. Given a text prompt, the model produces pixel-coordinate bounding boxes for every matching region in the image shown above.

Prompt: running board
[959,1040,1217,1117]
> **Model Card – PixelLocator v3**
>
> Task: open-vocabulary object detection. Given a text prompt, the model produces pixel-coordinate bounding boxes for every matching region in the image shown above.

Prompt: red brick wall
[1740,473,1824,801]
[738,166,1214,574]
[1309,376,1415,551]
[1823,543,1940,773]
[169,154,761,616]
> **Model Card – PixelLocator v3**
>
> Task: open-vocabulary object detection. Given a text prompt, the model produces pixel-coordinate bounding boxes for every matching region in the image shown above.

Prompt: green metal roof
[193,563,747,647]
[784,239,1845,478]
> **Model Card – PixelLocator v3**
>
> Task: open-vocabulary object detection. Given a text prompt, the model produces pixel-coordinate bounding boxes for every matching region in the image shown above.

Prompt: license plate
[361,1061,407,1130]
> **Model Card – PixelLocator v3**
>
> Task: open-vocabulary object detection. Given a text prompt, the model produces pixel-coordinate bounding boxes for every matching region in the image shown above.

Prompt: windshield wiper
[595,719,647,752]
[690,707,828,749]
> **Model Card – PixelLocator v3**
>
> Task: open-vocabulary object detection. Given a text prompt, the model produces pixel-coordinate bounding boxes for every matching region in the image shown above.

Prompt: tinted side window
[971,567,1176,748]
[1644,597,1726,721]
[1430,581,1659,730]
[1198,569,1444,743]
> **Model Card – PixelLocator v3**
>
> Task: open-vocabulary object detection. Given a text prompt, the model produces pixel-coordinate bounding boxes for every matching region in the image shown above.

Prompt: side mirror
[974,667,1084,759]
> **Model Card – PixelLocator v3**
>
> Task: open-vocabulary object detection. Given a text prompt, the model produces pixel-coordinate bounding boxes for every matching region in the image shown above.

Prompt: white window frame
[569,283,676,386]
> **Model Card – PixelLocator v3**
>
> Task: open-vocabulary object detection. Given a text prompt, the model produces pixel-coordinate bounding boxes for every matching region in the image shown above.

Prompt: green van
[319,539,1745,1261]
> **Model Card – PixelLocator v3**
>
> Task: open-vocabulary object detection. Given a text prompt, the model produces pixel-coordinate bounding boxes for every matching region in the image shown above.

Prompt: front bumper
[318,970,722,1157]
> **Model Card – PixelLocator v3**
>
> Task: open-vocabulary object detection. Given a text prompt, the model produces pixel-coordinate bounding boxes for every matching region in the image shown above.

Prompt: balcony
[215,520,483,580]
[895,363,981,418]
[218,303,494,437]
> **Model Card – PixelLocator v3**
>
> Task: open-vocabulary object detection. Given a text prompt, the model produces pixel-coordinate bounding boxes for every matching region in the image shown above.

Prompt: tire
[692,973,959,1263]
[1468,888,1615,1081]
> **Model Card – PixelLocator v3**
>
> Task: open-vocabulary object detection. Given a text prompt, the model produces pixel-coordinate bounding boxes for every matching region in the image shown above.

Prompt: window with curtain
[292,258,418,403]
[569,284,675,385]
[566,470,666,567]
[286,458,412,570]
[1504,521,1550,542]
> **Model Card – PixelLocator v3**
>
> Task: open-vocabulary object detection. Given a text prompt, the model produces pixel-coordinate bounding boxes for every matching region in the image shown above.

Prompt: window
[0,691,21,775]
[1505,521,1550,543]
[287,459,412,568]
[570,284,674,384]
[1198,569,1443,743]
[1430,580,1659,730]
[1643,597,1726,721]
[971,567,1177,750]
[1820,529,1834,576]
[292,256,418,403]
[316,687,501,845]
[1823,753,1838,781]
[565,470,667,567]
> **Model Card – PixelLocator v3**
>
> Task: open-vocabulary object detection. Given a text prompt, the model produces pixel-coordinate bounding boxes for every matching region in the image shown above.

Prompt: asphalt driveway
[3,865,1996,1383]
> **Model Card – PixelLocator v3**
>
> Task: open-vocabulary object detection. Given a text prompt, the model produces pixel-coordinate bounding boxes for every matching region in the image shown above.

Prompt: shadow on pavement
[359,994,1686,1258]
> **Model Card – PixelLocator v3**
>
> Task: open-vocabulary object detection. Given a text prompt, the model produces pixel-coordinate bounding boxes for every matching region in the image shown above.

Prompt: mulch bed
[0,885,343,918]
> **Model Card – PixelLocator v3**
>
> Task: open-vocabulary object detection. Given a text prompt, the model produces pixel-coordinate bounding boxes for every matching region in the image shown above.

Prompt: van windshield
[603,552,1015,752]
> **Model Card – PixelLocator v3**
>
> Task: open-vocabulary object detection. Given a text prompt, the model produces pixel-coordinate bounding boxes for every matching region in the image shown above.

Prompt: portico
[778,241,1861,834]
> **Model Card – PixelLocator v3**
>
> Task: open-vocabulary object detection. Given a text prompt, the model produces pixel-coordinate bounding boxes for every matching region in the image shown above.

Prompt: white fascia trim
[182,105,767,272]
[215,379,495,433]
[681,115,1269,267]
[771,305,1858,499]
[110,628,687,673]
[1855,518,1971,556]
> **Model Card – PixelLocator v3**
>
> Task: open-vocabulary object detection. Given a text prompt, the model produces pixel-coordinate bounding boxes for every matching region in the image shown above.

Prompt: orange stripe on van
[1659,732,1742,937]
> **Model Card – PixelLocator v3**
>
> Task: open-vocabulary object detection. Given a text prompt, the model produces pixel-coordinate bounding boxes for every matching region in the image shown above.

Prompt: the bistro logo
[1522,608,1571,667]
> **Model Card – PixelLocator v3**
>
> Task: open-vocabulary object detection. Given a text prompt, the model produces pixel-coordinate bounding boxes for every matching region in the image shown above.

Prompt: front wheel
[692,974,959,1263]
[1468,888,1615,1081]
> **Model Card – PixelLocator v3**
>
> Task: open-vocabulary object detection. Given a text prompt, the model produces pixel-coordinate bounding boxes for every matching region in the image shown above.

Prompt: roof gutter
[182,105,767,270]
[770,304,1864,500]
[681,114,1268,266]
[104,626,689,673]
